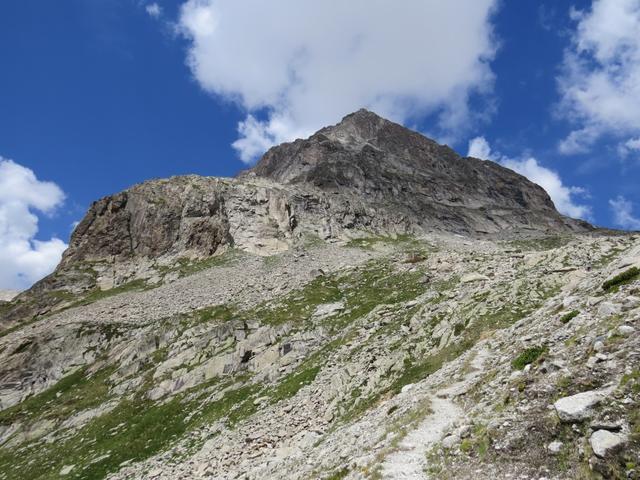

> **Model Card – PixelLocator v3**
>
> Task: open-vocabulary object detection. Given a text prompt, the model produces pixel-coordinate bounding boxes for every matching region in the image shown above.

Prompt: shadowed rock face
[246,109,590,234]
[1,110,592,329]
[60,177,232,268]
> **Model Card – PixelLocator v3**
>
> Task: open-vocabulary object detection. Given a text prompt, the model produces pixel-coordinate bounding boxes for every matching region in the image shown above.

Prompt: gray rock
[554,389,609,422]
[313,302,345,318]
[547,441,563,454]
[590,430,628,458]
[442,434,459,449]
[59,465,74,475]
[597,302,620,318]
[461,273,489,283]
[617,325,635,336]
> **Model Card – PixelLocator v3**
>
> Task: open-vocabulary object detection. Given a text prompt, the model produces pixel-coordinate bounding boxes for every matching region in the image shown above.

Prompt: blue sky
[1,0,639,289]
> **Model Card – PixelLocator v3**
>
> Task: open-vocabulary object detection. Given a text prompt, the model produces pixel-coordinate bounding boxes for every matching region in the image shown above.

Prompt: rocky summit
[0,111,638,480]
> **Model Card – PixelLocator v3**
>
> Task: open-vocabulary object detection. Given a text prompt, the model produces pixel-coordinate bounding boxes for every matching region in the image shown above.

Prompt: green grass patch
[602,267,640,292]
[244,259,427,334]
[0,374,264,480]
[180,304,237,329]
[511,346,546,370]
[506,236,570,252]
[165,250,242,277]
[560,310,579,324]
[0,366,114,429]
[71,279,152,308]
[325,467,350,480]
[266,365,321,404]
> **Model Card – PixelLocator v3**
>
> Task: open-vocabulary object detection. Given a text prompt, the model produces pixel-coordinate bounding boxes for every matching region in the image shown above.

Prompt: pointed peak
[334,108,389,128]
[317,108,397,144]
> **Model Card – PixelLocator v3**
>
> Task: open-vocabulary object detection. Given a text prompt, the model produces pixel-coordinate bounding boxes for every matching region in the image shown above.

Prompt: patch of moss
[72,279,153,308]
[602,267,640,292]
[560,310,579,324]
[266,365,321,404]
[511,346,547,370]
[506,236,570,252]
[0,366,114,429]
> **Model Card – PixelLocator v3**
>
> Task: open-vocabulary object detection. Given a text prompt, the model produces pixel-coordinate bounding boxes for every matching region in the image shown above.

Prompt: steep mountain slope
[1,111,636,480]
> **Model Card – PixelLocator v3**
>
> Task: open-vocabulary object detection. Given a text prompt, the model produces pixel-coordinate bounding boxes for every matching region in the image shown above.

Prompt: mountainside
[0,111,590,330]
[0,111,638,480]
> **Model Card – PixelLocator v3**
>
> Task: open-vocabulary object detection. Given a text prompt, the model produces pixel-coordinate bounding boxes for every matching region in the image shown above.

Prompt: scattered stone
[461,273,489,283]
[312,302,345,318]
[547,441,563,454]
[617,325,635,336]
[59,465,74,476]
[442,434,459,449]
[597,302,620,318]
[554,390,609,422]
[590,430,628,458]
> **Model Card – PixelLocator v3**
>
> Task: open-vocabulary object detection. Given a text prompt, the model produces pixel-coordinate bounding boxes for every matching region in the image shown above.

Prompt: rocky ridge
[1,111,590,330]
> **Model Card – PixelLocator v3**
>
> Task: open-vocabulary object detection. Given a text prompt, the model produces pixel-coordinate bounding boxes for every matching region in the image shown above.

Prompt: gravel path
[381,348,490,479]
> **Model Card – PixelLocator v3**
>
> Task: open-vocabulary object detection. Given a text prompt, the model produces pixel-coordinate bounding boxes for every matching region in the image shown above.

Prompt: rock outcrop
[246,109,591,235]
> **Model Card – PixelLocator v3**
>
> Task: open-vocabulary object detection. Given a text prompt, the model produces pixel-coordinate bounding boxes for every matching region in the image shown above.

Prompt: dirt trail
[380,348,490,479]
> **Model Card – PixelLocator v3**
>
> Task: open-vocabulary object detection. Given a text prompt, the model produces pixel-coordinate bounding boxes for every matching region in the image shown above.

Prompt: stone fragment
[461,273,489,283]
[313,302,345,318]
[547,441,563,454]
[590,430,628,458]
[60,465,75,476]
[617,325,635,336]
[554,389,608,422]
[597,302,620,318]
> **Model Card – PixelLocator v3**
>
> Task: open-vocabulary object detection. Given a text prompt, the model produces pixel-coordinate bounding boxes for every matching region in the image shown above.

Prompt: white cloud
[145,3,162,18]
[467,136,493,161]
[618,136,640,158]
[0,158,68,290]
[609,195,640,230]
[178,0,499,163]
[557,0,640,154]
[467,137,591,219]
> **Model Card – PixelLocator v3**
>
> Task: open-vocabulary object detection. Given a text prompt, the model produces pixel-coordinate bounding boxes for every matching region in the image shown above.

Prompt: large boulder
[553,389,610,422]
[590,430,628,458]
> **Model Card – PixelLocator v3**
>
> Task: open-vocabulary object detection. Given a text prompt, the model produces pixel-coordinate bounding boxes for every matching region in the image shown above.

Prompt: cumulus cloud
[177,0,499,163]
[609,196,640,230]
[0,158,68,290]
[618,136,640,159]
[145,3,162,18]
[467,137,591,219]
[557,0,640,154]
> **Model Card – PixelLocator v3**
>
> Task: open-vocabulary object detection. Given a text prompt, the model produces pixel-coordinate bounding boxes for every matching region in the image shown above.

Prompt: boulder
[313,302,345,318]
[597,302,620,318]
[461,273,489,283]
[590,430,628,458]
[554,389,609,422]
[547,440,563,454]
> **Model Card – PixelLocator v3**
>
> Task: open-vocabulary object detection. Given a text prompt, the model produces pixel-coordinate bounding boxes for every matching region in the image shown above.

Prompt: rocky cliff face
[3,111,634,480]
[247,109,590,235]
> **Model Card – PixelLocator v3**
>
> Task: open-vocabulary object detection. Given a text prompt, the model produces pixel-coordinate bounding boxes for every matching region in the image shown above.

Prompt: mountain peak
[245,110,588,232]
